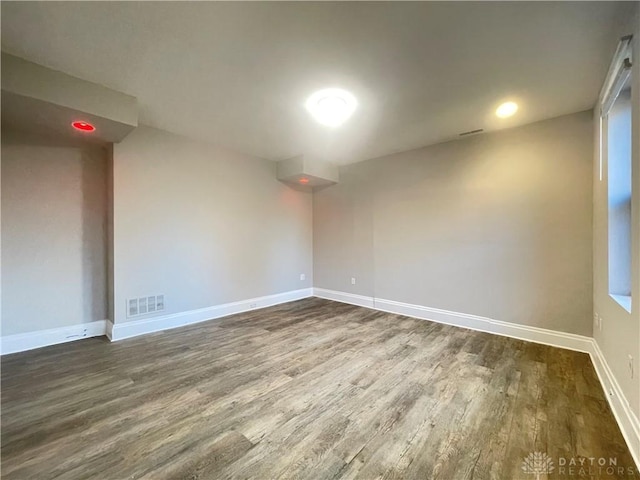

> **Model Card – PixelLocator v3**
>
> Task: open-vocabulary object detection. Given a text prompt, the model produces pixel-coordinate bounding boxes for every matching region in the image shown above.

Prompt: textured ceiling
[1,2,632,164]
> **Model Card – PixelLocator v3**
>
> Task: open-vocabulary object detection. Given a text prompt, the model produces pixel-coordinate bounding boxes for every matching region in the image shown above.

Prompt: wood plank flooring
[1,298,638,479]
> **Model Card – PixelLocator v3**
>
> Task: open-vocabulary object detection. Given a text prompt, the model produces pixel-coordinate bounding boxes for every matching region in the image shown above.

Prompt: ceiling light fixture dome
[305,88,357,127]
[495,101,518,118]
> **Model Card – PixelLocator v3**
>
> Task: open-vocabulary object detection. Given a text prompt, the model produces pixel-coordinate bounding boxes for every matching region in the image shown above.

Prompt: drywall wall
[1,131,108,335]
[314,111,593,336]
[593,6,640,428]
[111,126,313,324]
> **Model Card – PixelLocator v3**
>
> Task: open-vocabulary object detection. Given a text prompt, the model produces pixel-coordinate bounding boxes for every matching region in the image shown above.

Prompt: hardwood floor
[1,298,637,479]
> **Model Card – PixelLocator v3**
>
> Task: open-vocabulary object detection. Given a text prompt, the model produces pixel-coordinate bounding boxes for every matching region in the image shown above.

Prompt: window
[599,35,633,312]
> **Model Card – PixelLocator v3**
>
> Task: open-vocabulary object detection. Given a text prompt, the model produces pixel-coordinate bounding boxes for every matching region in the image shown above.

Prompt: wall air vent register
[128,295,165,317]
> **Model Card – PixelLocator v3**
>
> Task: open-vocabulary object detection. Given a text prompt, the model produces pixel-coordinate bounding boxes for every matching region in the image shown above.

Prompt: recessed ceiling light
[71,121,96,132]
[495,102,518,118]
[305,88,357,127]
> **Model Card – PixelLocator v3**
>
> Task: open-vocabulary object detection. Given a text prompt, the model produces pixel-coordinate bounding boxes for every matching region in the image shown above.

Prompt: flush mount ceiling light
[305,88,357,127]
[495,102,518,118]
[71,121,96,132]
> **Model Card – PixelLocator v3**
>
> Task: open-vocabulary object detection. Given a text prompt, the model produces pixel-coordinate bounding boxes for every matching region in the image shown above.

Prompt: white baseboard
[110,288,313,341]
[312,288,375,309]
[106,320,115,341]
[1,320,107,355]
[313,288,639,470]
[2,287,637,469]
[313,288,593,352]
[588,340,640,469]
[373,296,595,353]
[1,288,313,351]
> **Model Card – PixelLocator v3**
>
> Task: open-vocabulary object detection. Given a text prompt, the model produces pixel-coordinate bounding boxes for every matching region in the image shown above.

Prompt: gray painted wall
[111,126,313,324]
[593,7,640,423]
[314,111,594,336]
[1,131,108,335]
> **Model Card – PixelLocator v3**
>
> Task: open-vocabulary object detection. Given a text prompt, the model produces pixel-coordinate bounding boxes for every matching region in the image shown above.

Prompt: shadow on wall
[81,147,109,324]
[1,129,109,335]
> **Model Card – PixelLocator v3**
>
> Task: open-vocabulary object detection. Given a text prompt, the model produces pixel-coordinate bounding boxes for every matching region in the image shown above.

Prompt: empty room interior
[1,2,640,479]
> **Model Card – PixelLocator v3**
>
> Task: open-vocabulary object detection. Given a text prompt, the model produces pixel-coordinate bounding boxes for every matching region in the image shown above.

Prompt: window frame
[598,35,634,312]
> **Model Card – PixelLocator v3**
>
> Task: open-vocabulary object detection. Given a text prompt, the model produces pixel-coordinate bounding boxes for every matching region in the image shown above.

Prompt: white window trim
[598,35,633,181]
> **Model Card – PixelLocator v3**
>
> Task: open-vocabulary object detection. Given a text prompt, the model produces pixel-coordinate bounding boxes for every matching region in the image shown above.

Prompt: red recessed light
[71,121,95,132]
[299,178,310,184]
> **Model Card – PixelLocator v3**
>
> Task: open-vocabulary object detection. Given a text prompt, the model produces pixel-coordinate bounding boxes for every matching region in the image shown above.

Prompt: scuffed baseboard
[2,288,314,352]
[1,320,107,355]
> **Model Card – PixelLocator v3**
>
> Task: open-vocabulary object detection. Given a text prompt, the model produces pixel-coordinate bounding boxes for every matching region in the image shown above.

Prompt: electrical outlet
[351,277,356,285]
[300,273,306,281]
[629,355,634,379]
